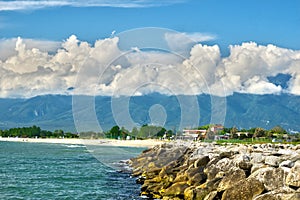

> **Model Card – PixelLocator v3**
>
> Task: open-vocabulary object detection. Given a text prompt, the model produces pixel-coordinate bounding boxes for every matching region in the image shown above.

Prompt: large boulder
[194,156,210,168]
[204,158,235,181]
[279,160,294,168]
[251,163,267,174]
[217,168,246,191]
[253,187,298,200]
[250,167,288,191]
[222,177,265,200]
[251,153,265,164]
[163,181,189,197]
[233,154,252,170]
[286,160,300,188]
[265,156,282,167]
[183,186,195,200]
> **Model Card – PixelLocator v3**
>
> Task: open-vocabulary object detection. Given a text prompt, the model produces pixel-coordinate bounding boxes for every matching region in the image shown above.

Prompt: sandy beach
[0,137,164,148]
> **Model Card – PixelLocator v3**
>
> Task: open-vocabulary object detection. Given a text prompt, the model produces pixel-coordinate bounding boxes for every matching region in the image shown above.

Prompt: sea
[0,141,145,200]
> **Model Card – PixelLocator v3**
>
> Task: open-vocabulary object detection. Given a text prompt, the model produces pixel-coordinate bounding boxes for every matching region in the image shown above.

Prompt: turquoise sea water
[0,141,144,200]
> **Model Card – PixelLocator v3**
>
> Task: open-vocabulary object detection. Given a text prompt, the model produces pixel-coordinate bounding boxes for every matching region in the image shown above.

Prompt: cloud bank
[0,35,300,98]
[0,0,186,11]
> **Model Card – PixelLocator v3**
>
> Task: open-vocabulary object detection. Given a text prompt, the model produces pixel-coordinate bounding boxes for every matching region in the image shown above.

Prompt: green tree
[120,127,129,140]
[198,124,210,130]
[270,126,287,134]
[166,130,173,138]
[156,127,166,138]
[131,127,139,139]
[138,125,163,139]
[253,127,266,138]
[229,126,238,139]
[109,125,120,139]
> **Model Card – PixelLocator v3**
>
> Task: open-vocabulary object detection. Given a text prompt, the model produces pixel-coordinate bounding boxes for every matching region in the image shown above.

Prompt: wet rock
[163,181,189,197]
[183,186,195,200]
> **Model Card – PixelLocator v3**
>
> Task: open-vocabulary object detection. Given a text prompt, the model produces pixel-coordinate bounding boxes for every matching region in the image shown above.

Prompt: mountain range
[0,93,299,133]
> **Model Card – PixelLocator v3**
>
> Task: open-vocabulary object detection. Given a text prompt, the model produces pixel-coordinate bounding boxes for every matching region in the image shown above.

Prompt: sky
[0,0,300,98]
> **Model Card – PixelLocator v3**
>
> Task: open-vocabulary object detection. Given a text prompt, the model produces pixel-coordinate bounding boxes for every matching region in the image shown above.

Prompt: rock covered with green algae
[129,141,300,200]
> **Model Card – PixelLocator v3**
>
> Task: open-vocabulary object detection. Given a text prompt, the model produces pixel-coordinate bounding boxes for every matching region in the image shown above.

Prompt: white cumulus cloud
[0,34,300,98]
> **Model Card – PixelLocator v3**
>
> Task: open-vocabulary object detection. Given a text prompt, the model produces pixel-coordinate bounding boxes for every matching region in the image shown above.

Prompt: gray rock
[204,158,235,181]
[233,154,253,170]
[290,153,300,162]
[251,153,265,163]
[286,160,300,187]
[265,156,282,167]
[250,167,288,191]
[279,160,295,168]
[277,149,297,156]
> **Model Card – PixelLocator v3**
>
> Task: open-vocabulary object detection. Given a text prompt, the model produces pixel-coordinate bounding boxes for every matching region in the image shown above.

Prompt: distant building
[214,133,230,140]
[236,132,249,137]
[182,129,207,140]
[210,124,224,134]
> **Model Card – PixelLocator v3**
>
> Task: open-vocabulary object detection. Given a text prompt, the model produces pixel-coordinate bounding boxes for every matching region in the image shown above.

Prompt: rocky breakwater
[129,142,300,200]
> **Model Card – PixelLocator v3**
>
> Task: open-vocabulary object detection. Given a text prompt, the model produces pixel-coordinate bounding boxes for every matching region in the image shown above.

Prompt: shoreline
[0,137,164,148]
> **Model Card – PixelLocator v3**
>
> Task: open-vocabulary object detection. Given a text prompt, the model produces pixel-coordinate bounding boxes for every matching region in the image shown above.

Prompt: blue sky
[1,0,299,51]
[0,0,300,98]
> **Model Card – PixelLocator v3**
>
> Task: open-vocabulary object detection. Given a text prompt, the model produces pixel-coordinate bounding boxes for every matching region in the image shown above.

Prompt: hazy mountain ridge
[0,93,299,132]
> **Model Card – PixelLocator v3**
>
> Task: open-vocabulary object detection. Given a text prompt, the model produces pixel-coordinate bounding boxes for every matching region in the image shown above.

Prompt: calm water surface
[0,141,144,200]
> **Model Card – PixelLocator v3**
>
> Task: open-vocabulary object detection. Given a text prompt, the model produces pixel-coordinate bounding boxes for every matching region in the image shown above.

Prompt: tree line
[198,124,300,142]
[0,124,299,141]
[78,124,174,140]
[0,125,78,138]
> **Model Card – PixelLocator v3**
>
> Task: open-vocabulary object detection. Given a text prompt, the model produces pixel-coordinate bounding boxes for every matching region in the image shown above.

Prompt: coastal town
[1,124,300,145]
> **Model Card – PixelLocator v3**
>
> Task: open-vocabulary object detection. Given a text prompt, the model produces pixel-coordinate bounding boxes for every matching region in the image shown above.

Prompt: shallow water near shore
[0,141,145,199]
